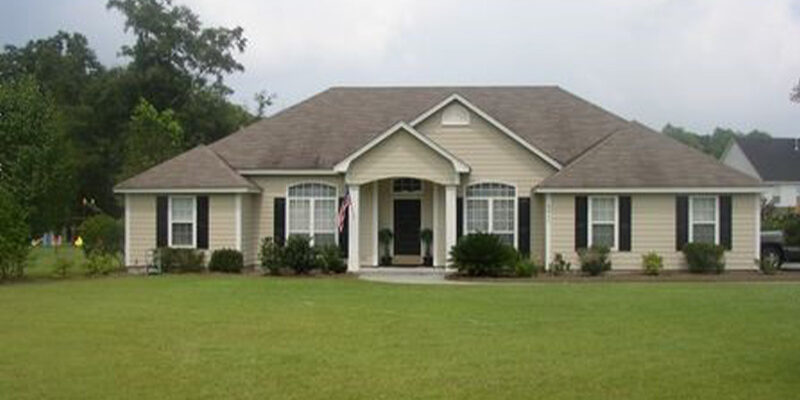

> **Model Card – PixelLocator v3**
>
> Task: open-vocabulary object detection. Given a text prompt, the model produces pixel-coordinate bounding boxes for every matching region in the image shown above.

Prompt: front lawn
[0,276,798,399]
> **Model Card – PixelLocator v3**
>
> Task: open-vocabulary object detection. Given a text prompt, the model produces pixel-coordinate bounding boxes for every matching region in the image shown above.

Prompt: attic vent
[441,103,470,126]
[795,138,799,151]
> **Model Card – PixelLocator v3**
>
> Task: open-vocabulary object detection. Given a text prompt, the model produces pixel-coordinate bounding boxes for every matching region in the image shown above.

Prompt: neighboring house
[115,86,763,271]
[721,137,800,208]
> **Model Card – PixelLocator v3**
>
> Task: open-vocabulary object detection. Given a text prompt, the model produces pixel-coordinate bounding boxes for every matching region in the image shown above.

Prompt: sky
[1,0,799,137]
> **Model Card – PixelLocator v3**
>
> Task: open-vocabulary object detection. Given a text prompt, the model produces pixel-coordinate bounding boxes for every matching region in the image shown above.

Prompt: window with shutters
[588,196,617,249]
[287,183,338,246]
[465,183,516,246]
[169,196,196,248]
[689,196,718,244]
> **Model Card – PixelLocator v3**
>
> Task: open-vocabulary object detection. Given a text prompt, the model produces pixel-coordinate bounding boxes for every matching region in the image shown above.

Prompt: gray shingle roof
[115,145,258,191]
[210,86,631,169]
[734,137,800,181]
[538,123,762,189]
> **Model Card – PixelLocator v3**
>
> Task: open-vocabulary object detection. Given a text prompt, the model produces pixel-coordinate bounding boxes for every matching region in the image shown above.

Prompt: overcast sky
[2,0,799,137]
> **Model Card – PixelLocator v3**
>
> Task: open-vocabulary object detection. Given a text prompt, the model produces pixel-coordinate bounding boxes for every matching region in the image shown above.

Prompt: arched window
[287,183,337,246]
[465,182,516,246]
[441,103,470,126]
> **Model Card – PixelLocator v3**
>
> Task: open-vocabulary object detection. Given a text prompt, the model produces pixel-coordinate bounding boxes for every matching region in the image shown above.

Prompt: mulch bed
[447,270,800,283]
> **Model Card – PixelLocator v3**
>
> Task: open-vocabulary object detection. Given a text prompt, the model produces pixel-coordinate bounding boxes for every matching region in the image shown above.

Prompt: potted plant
[378,228,393,266]
[420,228,433,266]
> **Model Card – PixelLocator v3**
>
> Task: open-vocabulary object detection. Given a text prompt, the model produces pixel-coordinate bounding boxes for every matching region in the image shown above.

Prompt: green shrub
[52,256,75,278]
[259,237,283,275]
[378,228,393,266]
[208,248,244,273]
[641,251,663,276]
[548,253,571,276]
[283,235,316,274]
[514,257,540,278]
[316,244,346,274]
[78,214,123,256]
[784,216,800,246]
[578,246,612,276]
[682,242,725,274]
[154,248,205,273]
[84,253,122,276]
[449,233,517,277]
[0,189,29,280]
[756,257,780,275]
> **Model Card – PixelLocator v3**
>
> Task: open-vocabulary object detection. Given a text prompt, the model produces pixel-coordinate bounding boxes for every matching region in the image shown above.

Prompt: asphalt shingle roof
[734,137,800,182]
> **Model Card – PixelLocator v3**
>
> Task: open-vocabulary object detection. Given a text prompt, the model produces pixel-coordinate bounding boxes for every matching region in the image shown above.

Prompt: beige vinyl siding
[209,194,237,250]
[549,193,758,270]
[416,104,556,193]
[346,129,457,185]
[240,194,260,266]
[127,194,156,267]
[531,194,546,262]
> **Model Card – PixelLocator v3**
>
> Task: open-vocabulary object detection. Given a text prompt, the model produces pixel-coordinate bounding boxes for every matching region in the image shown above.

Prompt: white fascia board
[409,93,563,171]
[333,121,470,174]
[114,187,260,194]
[535,187,765,194]
[238,169,339,175]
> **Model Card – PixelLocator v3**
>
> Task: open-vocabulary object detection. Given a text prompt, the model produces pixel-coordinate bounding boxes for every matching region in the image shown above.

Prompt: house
[721,137,800,208]
[115,86,763,271]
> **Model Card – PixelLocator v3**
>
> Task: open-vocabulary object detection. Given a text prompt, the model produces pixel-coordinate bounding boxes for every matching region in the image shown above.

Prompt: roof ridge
[537,125,627,187]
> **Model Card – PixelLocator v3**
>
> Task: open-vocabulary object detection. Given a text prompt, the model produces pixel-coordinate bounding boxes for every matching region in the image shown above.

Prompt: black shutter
[156,196,168,247]
[274,197,286,247]
[575,196,587,250]
[676,196,688,251]
[720,195,732,250]
[518,197,531,256]
[338,197,348,257]
[456,197,464,240]
[618,196,631,252]
[196,196,209,249]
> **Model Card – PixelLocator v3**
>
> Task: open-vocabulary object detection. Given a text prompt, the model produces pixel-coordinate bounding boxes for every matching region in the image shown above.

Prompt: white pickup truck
[761,230,800,266]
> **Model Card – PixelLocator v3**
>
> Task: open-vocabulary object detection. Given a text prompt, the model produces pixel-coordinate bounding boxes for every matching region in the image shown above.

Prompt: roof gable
[115,145,258,193]
[732,137,800,182]
[537,123,762,191]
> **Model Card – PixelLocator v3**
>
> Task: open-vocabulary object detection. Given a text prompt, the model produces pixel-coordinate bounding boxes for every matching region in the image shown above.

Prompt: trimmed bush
[449,233,517,277]
[514,257,540,278]
[154,248,205,273]
[85,253,122,276]
[283,235,316,274]
[784,215,800,246]
[641,251,663,276]
[316,244,346,274]
[209,248,244,273]
[78,214,123,256]
[682,242,725,274]
[579,246,612,276]
[259,237,283,275]
[0,188,29,280]
[756,257,780,275]
[548,253,571,276]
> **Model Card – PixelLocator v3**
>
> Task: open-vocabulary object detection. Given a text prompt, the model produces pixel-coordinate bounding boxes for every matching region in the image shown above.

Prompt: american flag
[337,190,351,232]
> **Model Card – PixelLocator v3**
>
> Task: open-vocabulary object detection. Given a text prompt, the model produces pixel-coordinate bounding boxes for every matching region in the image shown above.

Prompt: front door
[394,199,421,255]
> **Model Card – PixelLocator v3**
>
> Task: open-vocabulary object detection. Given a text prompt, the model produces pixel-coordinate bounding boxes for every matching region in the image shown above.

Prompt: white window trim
[285,182,339,246]
[588,195,618,250]
[168,196,197,249]
[463,182,518,248]
[688,195,719,245]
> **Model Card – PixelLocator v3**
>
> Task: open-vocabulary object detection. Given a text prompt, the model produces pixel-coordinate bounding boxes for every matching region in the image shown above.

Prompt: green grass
[25,246,86,279]
[1,276,799,399]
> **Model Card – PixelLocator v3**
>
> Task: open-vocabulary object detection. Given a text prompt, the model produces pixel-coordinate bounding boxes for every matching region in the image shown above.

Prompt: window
[689,196,718,244]
[465,183,515,245]
[393,178,421,193]
[287,183,337,246]
[588,196,616,249]
[441,103,470,126]
[169,196,195,247]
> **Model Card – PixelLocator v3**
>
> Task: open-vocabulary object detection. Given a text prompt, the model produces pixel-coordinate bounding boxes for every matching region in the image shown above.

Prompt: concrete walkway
[358,267,467,285]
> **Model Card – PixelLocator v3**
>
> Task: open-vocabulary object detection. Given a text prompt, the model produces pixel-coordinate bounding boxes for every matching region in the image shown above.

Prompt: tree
[120,98,184,180]
[0,187,29,280]
[0,76,76,235]
[792,79,800,103]
[254,90,276,119]
[662,124,772,159]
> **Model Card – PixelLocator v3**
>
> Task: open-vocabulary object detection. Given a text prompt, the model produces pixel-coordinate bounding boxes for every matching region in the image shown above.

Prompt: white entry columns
[347,184,360,272]
[445,184,457,267]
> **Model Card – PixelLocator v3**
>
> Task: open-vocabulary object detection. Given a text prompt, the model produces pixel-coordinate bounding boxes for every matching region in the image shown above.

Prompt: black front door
[394,199,421,255]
